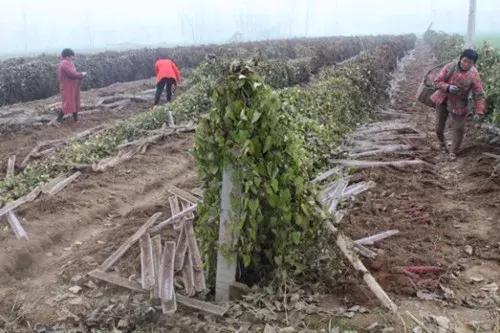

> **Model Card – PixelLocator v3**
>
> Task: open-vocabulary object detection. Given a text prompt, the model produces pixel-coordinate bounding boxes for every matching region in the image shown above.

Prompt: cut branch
[92,150,136,172]
[355,230,400,246]
[341,181,376,199]
[6,155,15,178]
[88,270,146,292]
[0,186,41,218]
[349,144,413,158]
[99,212,162,271]
[6,211,28,240]
[168,186,200,204]
[311,166,342,184]
[330,159,429,169]
[43,172,81,196]
[150,205,197,234]
[326,222,397,313]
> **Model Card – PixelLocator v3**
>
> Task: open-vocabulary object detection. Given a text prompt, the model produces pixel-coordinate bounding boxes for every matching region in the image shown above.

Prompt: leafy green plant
[477,43,500,125]
[194,61,322,284]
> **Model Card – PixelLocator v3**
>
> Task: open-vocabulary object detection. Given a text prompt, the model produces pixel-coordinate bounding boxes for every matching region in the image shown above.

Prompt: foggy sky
[0,0,499,56]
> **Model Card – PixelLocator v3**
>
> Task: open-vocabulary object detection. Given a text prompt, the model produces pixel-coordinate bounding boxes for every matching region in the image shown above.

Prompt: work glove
[447,85,459,94]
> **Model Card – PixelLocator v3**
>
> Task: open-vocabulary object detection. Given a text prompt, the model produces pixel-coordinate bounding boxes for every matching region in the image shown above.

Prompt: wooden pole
[467,0,476,48]
[139,234,155,290]
[215,165,238,302]
[6,155,16,178]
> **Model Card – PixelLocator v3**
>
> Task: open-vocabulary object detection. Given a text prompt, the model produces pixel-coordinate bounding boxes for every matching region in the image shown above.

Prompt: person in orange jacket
[154,57,181,105]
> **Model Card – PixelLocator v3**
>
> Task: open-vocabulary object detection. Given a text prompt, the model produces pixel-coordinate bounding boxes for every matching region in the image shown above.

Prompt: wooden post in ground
[467,0,476,48]
[6,156,16,178]
[167,111,175,127]
[215,166,238,302]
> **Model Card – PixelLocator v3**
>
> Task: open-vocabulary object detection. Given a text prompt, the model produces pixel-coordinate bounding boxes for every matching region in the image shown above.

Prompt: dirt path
[0,41,499,332]
[336,41,500,329]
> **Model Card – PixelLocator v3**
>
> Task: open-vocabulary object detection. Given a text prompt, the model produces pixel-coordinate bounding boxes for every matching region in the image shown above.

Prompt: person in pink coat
[54,48,87,126]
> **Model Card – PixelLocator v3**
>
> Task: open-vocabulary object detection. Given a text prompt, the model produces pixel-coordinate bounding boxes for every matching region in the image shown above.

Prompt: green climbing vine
[194,61,323,283]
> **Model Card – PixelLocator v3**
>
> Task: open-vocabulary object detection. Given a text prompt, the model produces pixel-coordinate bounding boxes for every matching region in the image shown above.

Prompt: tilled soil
[0,41,499,332]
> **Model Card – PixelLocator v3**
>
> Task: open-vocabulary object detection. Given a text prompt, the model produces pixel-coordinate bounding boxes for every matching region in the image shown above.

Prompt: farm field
[0,32,499,333]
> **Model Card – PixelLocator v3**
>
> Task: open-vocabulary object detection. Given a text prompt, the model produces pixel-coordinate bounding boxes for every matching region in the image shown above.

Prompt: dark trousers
[57,110,77,123]
[154,78,176,105]
[435,103,466,154]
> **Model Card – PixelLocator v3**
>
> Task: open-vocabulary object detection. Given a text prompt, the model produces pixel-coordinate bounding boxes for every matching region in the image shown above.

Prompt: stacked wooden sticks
[89,186,227,316]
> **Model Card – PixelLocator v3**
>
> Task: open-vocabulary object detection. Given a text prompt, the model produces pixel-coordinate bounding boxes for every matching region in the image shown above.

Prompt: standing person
[154,57,181,105]
[431,49,486,160]
[54,48,87,127]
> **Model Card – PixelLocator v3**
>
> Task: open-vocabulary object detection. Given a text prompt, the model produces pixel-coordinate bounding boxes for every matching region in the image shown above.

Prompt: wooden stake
[353,243,377,259]
[184,219,203,269]
[320,178,349,204]
[92,150,136,172]
[168,195,183,231]
[324,179,349,214]
[6,155,15,178]
[174,227,188,271]
[341,181,376,199]
[193,264,207,293]
[179,200,195,223]
[140,233,155,290]
[355,122,416,135]
[330,159,428,169]
[178,202,206,292]
[45,172,81,196]
[327,223,397,313]
[41,175,67,194]
[355,230,400,246]
[483,152,500,160]
[117,130,175,149]
[176,294,229,316]
[168,186,200,204]
[151,235,162,298]
[0,186,41,219]
[150,205,197,234]
[20,145,41,169]
[159,241,177,314]
[311,166,342,184]
[99,212,162,271]
[167,111,175,127]
[88,270,146,292]
[349,144,413,158]
[6,211,28,240]
[406,311,433,333]
[89,269,227,316]
[181,250,196,296]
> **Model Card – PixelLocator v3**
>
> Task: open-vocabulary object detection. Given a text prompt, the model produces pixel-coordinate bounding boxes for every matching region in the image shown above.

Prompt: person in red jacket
[54,48,87,127]
[431,49,486,160]
[154,58,181,105]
